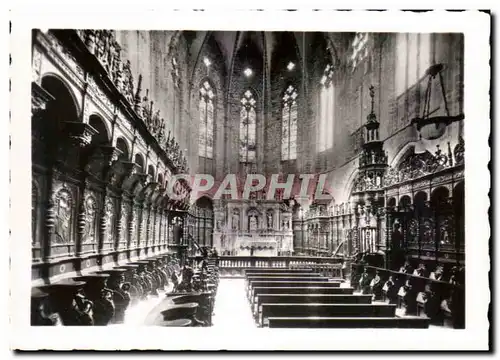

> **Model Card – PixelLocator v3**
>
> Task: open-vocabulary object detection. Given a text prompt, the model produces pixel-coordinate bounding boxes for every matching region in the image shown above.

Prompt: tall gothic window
[281,85,298,161]
[318,64,335,152]
[171,57,181,136]
[350,32,370,70]
[239,90,257,163]
[198,80,215,158]
[395,33,432,96]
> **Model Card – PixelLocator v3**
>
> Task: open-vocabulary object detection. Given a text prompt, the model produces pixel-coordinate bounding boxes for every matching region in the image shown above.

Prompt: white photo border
[9,8,491,351]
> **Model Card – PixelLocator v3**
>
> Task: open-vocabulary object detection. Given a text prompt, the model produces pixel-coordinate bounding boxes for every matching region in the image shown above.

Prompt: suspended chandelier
[411,63,464,140]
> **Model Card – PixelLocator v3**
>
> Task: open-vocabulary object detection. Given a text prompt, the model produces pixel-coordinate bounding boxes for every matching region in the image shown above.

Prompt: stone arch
[389,142,419,167]
[387,197,397,208]
[134,153,145,173]
[41,73,81,118]
[431,186,450,206]
[115,137,130,161]
[88,114,111,145]
[399,195,412,208]
[342,164,360,202]
[147,164,156,178]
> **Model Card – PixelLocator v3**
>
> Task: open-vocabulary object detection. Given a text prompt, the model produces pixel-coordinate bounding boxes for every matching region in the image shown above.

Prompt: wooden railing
[189,255,344,278]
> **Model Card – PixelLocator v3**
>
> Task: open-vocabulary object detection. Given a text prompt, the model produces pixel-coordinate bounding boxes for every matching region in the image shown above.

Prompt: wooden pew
[259,303,397,327]
[246,276,334,294]
[253,294,373,316]
[248,280,343,300]
[267,316,430,328]
[250,286,354,306]
[251,286,355,306]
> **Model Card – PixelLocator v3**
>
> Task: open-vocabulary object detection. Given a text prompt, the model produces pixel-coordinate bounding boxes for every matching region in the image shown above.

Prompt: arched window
[318,64,335,152]
[281,85,298,161]
[198,80,215,158]
[239,90,257,163]
[350,32,370,70]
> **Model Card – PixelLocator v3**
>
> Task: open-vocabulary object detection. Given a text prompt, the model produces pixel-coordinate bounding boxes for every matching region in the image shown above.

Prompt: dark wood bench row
[248,280,343,299]
[259,303,397,326]
[267,316,430,328]
[246,276,336,294]
[251,286,355,304]
[253,294,372,316]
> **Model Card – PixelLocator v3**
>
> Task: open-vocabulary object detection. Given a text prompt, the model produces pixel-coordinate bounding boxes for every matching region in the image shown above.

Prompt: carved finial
[369,85,375,114]
[366,85,377,124]
[134,74,143,112]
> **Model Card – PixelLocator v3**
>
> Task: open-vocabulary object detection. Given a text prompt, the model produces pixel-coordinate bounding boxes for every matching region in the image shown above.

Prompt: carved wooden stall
[31,28,193,324]
[384,140,464,271]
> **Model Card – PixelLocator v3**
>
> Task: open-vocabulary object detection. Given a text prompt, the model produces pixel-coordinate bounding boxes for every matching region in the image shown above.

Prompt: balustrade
[190,255,343,278]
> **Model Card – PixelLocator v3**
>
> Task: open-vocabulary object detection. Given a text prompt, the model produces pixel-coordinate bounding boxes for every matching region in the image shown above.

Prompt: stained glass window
[198,81,215,158]
[281,85,298,160]
[350,33,370,70]
[318,65,335,152]
[239,90,257,163]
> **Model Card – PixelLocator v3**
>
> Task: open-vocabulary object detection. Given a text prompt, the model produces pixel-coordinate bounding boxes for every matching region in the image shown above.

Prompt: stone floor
[211,278,256,329]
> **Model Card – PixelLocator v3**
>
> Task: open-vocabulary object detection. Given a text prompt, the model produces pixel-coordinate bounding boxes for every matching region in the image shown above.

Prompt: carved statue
[267,211,273,229]
[83,196,97,243]
[165,131,172,152]
[55,189,72,244]
[120,203,128,244]
[104,199,114,243]
[131,209,138,246]
[141,208,148,244]
[141,90,151,121]
[454,136,465,165]
[249,215,258,231]
[232,211,240,230]
[84,30,97,55]
[152,110,160,133]
[122,60,134,104]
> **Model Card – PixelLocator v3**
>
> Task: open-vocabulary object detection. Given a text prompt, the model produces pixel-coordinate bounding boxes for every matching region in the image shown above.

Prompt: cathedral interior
[30,29,465,330]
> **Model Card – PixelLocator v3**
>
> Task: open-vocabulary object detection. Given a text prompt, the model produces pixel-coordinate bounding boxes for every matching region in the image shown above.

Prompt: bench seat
[251,287,354,304]
[248,280,342,299]
[267,316,430,328]
[254,294,373,315]
[259,303,396,326]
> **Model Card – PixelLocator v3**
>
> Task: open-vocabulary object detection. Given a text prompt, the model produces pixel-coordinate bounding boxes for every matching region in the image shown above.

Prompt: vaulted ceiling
[183,31,351,81]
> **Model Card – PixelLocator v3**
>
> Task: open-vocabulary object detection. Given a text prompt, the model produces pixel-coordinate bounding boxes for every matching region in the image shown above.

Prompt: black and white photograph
[8,7,490,351]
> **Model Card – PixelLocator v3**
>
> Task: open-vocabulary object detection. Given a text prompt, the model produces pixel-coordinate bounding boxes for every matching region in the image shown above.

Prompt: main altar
[212,199,294,256]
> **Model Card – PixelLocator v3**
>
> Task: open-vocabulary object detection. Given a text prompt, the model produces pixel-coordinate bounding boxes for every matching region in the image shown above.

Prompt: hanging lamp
[411,63,464,140]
